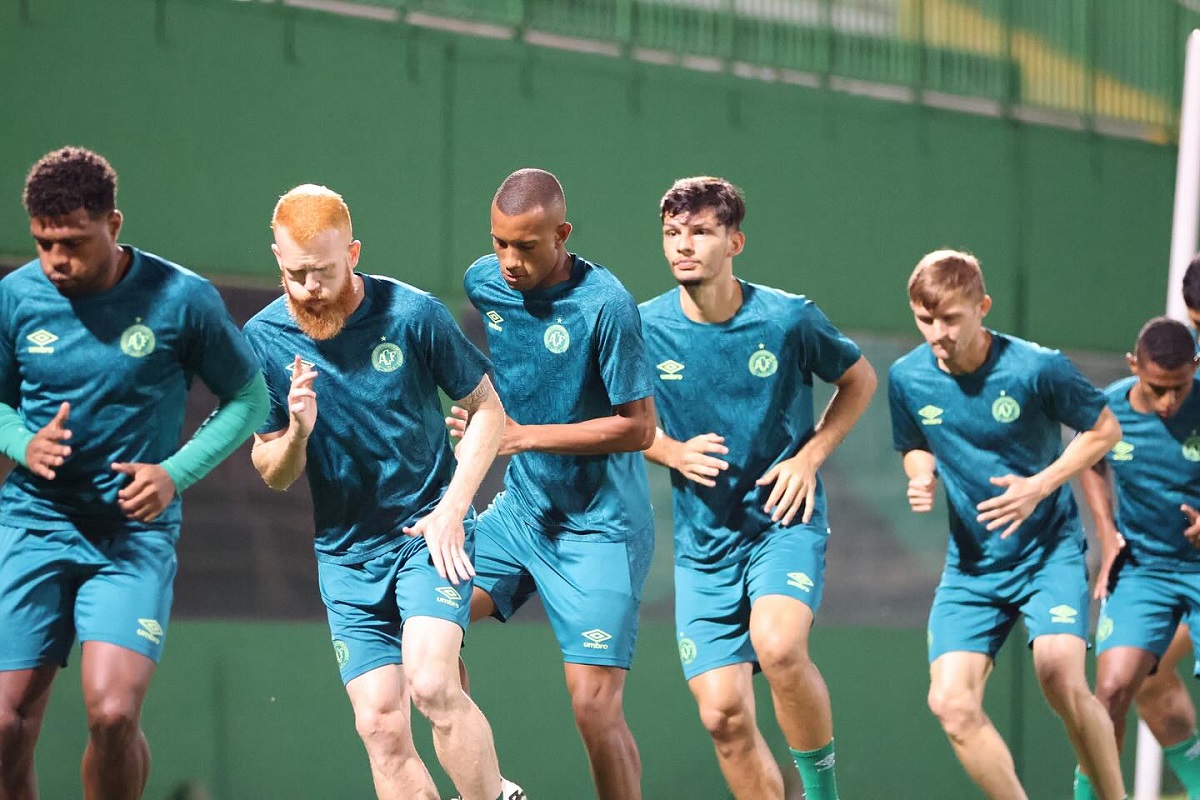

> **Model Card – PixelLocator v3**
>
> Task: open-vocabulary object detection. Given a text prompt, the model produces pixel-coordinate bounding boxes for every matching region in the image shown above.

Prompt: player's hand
[25,401,71,480]
[403,510,475,585]
[1093,531,1126,600]
[288,355,318,439]
[673,433,729,488]
[907,473,937,513]
[448,407,522,456]
[976,474,1049,538]
[111,462,176,523]
[757,450,819,526]
[1182,504,1200,550]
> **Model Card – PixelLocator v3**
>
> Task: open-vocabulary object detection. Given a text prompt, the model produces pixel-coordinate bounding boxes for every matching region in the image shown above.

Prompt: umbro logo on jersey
[285,359,316,376]
[918,405,943,425]
[485,310,504,331]
[1050,605,1078,624]
[137,618,163,645]
[787,572,814,592]
[582,629,612,650]
[435,586,462,608]
[26,329,58,354]
[1111,441,1134,461]
[657,360,684,380]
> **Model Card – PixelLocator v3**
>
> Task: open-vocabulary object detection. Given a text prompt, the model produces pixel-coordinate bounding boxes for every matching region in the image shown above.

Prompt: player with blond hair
[888,249,1126,799]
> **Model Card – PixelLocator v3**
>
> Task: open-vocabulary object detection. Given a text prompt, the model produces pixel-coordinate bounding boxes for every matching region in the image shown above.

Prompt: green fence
[251,0,1193,137]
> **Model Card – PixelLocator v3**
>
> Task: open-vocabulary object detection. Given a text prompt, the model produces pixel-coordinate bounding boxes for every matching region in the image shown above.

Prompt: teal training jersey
[1102,376,1200,571]
[888,332,1107,573]
[640,282,862,568]
[0,247,260,535]
[243,274,490,565]
[464,253,653,537]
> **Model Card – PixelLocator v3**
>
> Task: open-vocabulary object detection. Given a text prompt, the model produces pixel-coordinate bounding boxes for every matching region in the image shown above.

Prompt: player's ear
[729,229,745,258]
[347,240,362,269]
[107,209,123,240]
[556,221,572,246]
[978,294,993,318]
[1125,352,1139,375]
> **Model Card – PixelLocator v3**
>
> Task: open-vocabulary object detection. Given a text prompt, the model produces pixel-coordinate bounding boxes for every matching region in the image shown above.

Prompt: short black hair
[494,168,565,216]
[660,177,745,230]
[22,146,118,219]
[1184,253,1200,312]
[1135,316,1197,370]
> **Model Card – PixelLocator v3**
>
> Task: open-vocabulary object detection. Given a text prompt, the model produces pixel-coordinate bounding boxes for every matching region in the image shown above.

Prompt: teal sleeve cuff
[0,403,32,467]
[161,371,269,492]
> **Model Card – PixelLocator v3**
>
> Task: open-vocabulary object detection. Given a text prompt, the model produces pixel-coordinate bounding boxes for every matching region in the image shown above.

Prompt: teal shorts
[317,527,475,685]
[928,547,1089,663]
[0,524,177,670]
[473,492,654,669]
[1097,566,1200,664]
[674,524,828,681]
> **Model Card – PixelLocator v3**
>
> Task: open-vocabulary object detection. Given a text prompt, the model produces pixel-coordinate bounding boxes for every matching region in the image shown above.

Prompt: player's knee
[1037,669,1092,717]
[696,696,754,744]
[569,679,624,731]
[927,689,984,740]
[353,706,408,750]
[0,705,36,752]
[755,633,810,678]
[85,696,141,744]
[406,666,460,723]
[1094,673,1135,721]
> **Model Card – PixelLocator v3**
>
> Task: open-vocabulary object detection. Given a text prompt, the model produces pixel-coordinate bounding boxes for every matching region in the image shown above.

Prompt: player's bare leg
[688,663,782,799]
[928,651,1027,799]
[346,665,438,800]
[564,662,641,800]
[0,665,56,800]
[402,616,502,800]
[1032,634,1125,800]
[1135,624,1197,746]
[79,642,156,800]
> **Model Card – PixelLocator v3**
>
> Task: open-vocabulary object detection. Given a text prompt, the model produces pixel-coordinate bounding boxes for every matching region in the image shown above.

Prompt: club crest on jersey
[544,322,570,354]
[748,345,778,378]
[371,341,403,373]
[1184,431,1200,463]
[26,329,58,354]
[120,323,156,358]
[991,391,1020,424]
[657,360,685,380]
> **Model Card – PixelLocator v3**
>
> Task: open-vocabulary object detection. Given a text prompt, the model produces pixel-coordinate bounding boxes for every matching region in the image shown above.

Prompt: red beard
[285,274,358,340]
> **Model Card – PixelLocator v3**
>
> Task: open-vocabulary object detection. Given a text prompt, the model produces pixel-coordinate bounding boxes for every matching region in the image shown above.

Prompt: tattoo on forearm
[459,379,492,412]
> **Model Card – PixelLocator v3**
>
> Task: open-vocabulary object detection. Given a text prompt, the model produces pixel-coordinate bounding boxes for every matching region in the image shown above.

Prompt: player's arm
[113,371,270,523]
[643,426,729,488]
[902,448,938,513]
[251,355,317,491]
[450,395,656,456]
[758,355,877,525]
[976,405,1122,538]
[406,375,504,584]
[1079,458,1124,598]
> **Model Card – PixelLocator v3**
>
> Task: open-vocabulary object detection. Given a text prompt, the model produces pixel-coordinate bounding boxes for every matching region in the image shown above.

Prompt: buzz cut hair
[22,146,118,219]
[493,168,566,217]
[1135,316,1198,371]
[272,184,353,243]
[908,249,988,310]
[1184,253,1200,312]
[660,176,746,231]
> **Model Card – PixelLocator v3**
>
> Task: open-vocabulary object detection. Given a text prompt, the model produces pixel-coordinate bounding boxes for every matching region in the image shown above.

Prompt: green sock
[791,740,839,800]
[1073,765,1098,800]
[1164,732,1200,799]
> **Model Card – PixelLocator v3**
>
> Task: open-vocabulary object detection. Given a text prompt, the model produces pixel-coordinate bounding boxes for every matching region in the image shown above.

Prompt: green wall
[0,0,1178,350]
[33,620,1172,800]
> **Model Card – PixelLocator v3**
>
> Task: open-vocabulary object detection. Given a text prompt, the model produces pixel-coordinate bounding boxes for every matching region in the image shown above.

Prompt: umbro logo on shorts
[582,629,612,650]
[136,618,163,645]
[435,587,462,608]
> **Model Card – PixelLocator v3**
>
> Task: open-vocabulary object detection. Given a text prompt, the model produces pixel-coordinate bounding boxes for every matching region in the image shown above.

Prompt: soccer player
[243,185,522,800]
[1073,316,1200,799]
[888,249,1126,799]
[639,176,877,800]
[0,146,268,798]
[450,168,655,800]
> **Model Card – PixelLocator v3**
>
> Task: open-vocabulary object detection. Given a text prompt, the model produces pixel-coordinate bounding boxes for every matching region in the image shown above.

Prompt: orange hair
[907,249,987,309]
[271,184,352,243]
